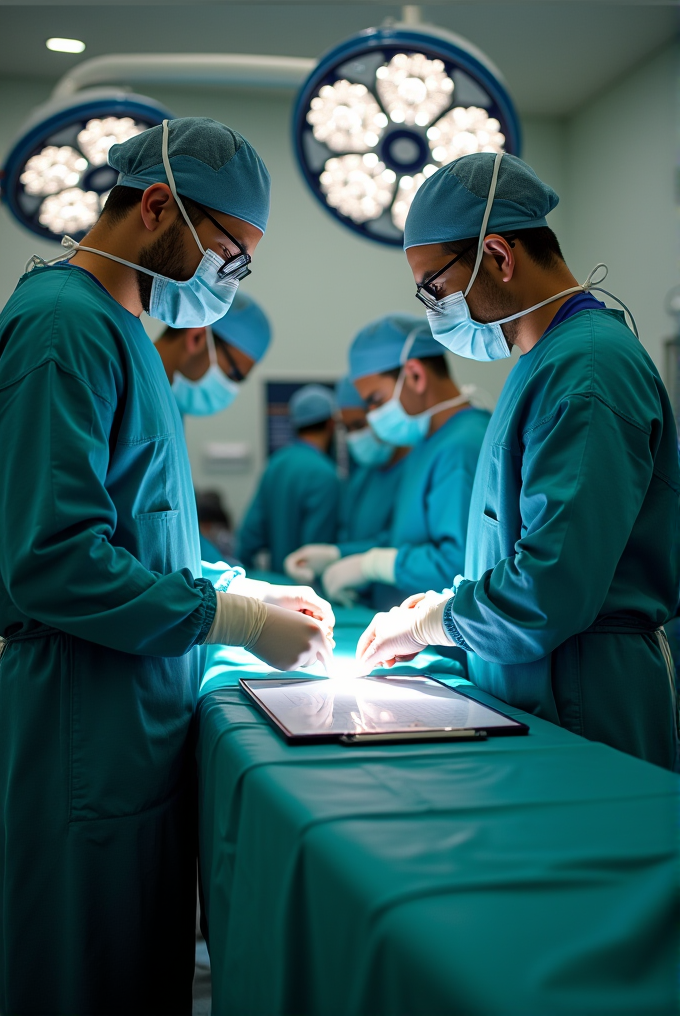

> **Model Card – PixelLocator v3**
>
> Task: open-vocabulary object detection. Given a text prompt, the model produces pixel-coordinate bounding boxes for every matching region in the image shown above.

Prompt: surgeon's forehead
[204,207,263,251]
[406,241,452,281]
[354,372,396,401]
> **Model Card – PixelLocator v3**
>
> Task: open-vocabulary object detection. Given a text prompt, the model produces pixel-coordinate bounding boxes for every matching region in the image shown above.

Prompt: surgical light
[46,38,86,54]
[1,88,172,241]
[293,23,521,247]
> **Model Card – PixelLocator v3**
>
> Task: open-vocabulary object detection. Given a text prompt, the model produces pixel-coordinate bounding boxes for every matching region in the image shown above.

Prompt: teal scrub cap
[109,117,271,234]
[403,152,558,250]
[348,314,443,382]
[289,384,337,429]
[336,376,366,410]
[212,292,271,363]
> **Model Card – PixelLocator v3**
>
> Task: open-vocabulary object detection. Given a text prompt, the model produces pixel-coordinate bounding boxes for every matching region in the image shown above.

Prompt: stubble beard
[136,217,188,313]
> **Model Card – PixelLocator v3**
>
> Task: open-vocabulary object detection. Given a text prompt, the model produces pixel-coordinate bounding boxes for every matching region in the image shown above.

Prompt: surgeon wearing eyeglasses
[0,117,334,1016]
[357,151,679,773]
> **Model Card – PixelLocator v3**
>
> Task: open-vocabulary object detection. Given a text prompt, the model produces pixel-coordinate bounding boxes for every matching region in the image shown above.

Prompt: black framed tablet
[239,673,529,745]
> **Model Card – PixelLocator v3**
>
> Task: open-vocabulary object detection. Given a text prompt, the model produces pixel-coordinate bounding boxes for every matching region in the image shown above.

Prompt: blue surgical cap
[109,117,270,234]
[348,314,443,382]
[403,152,558,250]
[289,384,337,429]
[336,376,366,410]
[212,292,271,363]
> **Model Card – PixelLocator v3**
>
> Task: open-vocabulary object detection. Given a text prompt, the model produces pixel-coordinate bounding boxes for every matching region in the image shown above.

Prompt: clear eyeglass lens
[218,253,251,280]
[416,289,440,312]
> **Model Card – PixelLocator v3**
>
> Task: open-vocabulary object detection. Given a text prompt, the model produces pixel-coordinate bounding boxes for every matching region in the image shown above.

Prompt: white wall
[561,41,679,371]
[0,76,566,521]
[0,44,676,523]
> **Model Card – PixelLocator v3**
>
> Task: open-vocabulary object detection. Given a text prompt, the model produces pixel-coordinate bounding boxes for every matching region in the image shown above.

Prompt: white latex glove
[284,544,340,583]
[205,592,334,671]
[356,591,454,669]
[230,575,335,632]
[321,547,399,606]
[322,554,366,606]
[251,604,334,672]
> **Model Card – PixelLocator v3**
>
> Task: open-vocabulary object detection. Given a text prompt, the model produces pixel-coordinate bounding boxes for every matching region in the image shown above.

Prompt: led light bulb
[319,153,396,223]
[38,188,100,234]
[376,53,453,129]
[20,145,87,197]
[307,79,384,153]
[46,38,85,54]
[427,107,505,164]
[391,171,428,232]
[77,117,144,167]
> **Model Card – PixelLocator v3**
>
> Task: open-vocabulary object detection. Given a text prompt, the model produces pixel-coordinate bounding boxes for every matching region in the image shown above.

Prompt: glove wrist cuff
[361,547,398,584]
[205,591,268,648]
[411,600,452,648]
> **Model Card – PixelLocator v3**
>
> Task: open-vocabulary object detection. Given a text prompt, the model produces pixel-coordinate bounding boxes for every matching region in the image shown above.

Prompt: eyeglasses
[193,202,252,282]
[415,242,476,312]
[214,335,245,383]
[415,235,517,312]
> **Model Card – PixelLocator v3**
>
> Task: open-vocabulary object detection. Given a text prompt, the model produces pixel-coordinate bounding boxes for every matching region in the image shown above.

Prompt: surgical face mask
[28,120,242,328]
[420,152,637,359]
[172,328,240,416]
[346,426,393,467]
[366,329,473,447]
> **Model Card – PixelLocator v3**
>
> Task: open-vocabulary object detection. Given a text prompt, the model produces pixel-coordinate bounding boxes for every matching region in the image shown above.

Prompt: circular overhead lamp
[293,23,521,247]
[1,88,173,242]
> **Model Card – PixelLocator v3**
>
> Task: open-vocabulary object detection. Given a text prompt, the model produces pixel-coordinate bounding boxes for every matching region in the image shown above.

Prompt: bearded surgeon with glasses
[0,117,335,1015]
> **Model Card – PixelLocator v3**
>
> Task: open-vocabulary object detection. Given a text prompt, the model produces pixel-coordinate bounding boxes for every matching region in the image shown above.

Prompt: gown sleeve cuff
[194,579,218,646]
[442,596,473,653]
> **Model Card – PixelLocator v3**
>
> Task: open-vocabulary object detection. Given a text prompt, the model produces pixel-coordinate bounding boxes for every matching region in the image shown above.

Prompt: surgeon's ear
[483,235,515,283]
[184,327,207,356]
[403,359,428,394]
[140,183,175,232]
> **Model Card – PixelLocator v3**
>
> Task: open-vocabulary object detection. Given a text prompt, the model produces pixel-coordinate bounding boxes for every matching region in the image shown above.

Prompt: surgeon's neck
[424,376,466,436]
[68,218,145,317]
[502,261,580,355]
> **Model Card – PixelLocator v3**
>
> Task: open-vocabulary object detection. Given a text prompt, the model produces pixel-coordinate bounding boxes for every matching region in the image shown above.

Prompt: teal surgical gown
[0,266,226,1014]
[238,440,341,573]
[336,458,406,557]
[390,408,490,596]
[446,308,680,770]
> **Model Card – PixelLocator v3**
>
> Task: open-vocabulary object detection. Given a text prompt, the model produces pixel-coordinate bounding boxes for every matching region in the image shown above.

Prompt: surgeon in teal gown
[238,384,341,572]
[153,292,273,564]
[358,152,680,770]
[0,118,332,1014]
[335,376,407,556]
[319,316,490,609]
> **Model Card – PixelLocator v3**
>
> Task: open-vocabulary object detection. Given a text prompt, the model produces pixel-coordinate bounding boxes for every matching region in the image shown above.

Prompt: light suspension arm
[52,53,315,99]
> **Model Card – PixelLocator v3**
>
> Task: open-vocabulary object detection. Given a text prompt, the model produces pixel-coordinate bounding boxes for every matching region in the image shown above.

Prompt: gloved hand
[322,547,399,605]
[356,590,454,669]
[251,604,334,672]
[284,544,340,583]
[322,554,366,606]
[204,592,334,672]
[230,575,335,632]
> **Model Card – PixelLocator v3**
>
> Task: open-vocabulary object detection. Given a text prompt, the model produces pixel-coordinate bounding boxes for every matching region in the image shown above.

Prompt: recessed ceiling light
[46,38,86,54]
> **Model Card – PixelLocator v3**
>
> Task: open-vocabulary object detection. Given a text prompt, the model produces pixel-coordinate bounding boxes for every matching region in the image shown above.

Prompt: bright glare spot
[39,188,100,234]
[374,112,388,128]
[319,153,396,224]
[46,37,85,53]
[21,145,87,196]
[363,152,379,167]
[307,79,386,153]
[428,107,505,165]
[422,163,437,177]
[391,170,428,231]
[77,116,144,167]
[376,52,453,129]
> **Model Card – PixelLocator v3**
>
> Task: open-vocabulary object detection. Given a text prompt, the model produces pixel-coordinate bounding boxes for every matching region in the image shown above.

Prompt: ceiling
[0,2,677,115]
